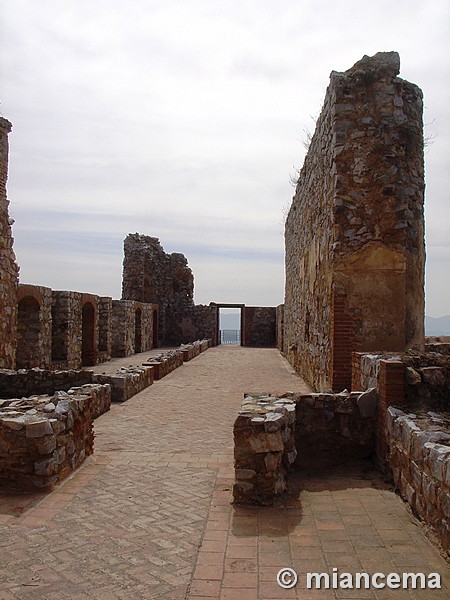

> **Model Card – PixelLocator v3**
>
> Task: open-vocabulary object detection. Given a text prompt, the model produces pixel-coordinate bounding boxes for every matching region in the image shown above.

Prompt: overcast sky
[1,0,449,315]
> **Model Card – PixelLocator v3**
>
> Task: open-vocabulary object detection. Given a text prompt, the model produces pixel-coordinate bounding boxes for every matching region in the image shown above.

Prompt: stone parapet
[233,393,297,505]
[386,407,450,552]
[0,392,95,490]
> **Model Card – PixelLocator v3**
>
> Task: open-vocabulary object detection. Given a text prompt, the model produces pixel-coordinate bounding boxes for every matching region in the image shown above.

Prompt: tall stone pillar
[0,117,19,369]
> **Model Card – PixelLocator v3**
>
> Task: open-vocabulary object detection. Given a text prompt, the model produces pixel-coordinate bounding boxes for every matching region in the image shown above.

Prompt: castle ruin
[282,51,425,391]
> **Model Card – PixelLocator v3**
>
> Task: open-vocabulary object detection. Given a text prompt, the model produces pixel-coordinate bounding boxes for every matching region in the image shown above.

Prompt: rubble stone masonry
[284,52,425,391]
[0,118,19,369]
[122,233,217,345]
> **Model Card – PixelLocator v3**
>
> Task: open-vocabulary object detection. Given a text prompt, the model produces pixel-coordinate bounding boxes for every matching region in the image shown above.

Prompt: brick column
[377,359,405,468]
[331,287,355,391]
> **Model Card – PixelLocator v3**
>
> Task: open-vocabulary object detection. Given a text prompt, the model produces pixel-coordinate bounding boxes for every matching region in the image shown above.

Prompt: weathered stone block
[26,420,53,438]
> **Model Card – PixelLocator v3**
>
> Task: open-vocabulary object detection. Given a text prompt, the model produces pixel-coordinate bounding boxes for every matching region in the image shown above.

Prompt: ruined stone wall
[16,284,52,369]
[98,296,112,361]
[386,407,449,552]
[0,392,95,490]
[284,52,425,391]
[122,233,217,345]
[111,300,135,357]
[243,307,276,347]
[276,305,284,352]
[0,118,19,369]
[51,291,83,368]
[177,304,217,345]
[140,303,154,352]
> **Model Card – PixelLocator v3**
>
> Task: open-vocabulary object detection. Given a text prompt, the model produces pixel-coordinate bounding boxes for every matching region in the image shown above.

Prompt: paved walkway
[0,347,448,600]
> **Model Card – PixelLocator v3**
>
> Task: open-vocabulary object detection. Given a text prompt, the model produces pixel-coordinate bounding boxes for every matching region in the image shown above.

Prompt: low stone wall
[295,390,377,469]
[386,407,450,552]
[180,339,210,362]
[233,393,297,505]
[67,383,111,419]
[0,392,95,490]
[0,368,94,399]
[425,342,450,355]
[93,367,154,403]
[233,390,377,505]
[143,350,184,380]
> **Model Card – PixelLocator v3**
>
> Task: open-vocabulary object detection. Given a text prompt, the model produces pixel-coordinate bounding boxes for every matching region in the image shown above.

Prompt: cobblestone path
[0,347,448,600]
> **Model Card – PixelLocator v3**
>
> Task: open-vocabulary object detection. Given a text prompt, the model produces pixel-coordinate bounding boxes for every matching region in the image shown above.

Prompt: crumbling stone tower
[283,52,425,391]
[0,118,19,368]
[122,233,195,345]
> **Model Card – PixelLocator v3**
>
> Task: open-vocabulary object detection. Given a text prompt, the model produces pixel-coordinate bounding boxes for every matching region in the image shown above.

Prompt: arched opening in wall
[152,309,158,348]
[17,296,41,369]
[82,302,96,366]
[135,307,142,353]
[219,308,241,345]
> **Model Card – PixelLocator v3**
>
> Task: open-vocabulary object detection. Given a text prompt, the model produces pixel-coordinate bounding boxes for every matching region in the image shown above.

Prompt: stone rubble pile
[233,393,297,505]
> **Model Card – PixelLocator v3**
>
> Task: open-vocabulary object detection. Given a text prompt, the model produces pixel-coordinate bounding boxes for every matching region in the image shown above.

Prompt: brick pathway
[0,347,448,599]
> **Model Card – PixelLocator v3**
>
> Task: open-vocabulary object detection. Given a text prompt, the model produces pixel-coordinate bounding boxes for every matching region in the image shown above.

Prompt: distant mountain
[425,315,450,336]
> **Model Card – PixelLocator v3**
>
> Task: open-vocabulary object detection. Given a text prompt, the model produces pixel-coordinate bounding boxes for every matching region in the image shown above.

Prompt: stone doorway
[211,303,245,346]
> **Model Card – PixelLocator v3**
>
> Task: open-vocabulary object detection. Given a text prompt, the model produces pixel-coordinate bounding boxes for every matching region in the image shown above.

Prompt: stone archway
[16,296,41,369]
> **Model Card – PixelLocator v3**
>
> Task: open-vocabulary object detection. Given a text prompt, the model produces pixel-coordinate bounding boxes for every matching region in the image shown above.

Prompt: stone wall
[386,407,449,552]
[122,234,195,345]
[111,300,135,357]
[98,296,112,362]
[295,390,377,470]
[17,284,53,369]
[243,307,276,347]
[67,383,111,420]
[143,349,184,380]
[121,234,218,346]
[276,304,284,351]
[233,393,297,505]
[176,304,217,345]
[0,392,95,490]
[93,366,154,403]
[284,52,425,392]
[0,368,94,399]
[233,390,377,505]
[0,118,19,369]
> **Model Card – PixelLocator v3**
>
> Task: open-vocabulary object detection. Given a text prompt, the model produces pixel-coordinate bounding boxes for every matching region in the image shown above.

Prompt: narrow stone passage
[0,347,448,600]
